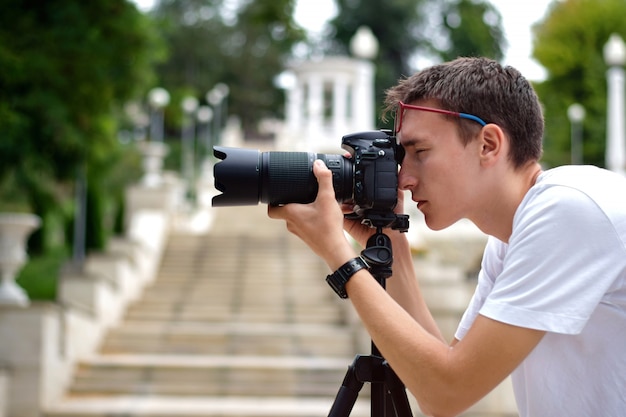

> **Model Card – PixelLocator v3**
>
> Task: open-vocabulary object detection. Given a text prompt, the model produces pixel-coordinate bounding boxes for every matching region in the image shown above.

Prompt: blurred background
[2,1,626,416]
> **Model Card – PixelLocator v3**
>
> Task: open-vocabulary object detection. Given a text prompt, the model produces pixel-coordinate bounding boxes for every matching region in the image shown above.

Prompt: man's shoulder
[538,165,625,189]
[531,165,625,209]
[521,165,626,239]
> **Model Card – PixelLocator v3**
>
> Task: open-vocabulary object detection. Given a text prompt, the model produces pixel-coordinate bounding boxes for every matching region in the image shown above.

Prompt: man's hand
[341,185,408,249]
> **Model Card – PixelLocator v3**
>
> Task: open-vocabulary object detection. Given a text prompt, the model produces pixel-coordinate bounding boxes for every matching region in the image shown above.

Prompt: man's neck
[472,162,543,243]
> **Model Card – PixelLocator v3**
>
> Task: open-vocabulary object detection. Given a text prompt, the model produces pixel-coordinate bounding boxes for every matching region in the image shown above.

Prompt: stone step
[122,312,344,325]
[45,395,372,417]
[129,286,335,307]
[101,322,358,357]
[67,354,365,398]
[46,205,383,417]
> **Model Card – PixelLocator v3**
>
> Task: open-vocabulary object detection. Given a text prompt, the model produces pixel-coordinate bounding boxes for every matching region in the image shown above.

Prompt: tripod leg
[328,228,415,416]
[384,362,413,416]
[370,380,388,416]
[370,356,389,417]
[327,356,365,417]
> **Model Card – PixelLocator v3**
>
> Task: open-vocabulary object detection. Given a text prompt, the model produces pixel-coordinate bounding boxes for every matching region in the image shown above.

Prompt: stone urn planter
[0,213,41,307]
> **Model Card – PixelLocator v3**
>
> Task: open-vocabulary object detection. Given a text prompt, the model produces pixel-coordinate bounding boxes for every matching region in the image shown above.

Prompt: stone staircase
[44,195,515,416]
[45,205,373,417]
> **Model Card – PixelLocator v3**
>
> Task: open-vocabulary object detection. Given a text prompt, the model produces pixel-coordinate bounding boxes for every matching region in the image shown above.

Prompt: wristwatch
[326,256,369,299]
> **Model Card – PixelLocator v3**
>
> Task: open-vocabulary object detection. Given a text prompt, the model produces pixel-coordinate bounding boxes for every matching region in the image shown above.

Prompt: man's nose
[398,167,416,191]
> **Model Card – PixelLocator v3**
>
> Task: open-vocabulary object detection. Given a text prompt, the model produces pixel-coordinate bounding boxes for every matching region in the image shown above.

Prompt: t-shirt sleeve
[479,185,623,335]
[455,236,505,340]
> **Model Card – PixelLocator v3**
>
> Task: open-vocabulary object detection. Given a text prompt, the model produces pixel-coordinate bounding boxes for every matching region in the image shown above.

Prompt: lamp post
[148,87,170,142]
[349,26,379,132]
[181,96,199,200]
[567,103,585,165]
[72,164,87,270]
[141,87,170,187]
[196,105,213,158]
[603,33,626,175]
[350,26,379,60]
[196,105,214,181]
[124,101,149,142]
[206,83,229,147]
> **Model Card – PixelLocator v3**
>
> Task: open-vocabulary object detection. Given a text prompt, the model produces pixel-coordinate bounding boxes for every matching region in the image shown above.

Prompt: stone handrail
[0,179,180,417]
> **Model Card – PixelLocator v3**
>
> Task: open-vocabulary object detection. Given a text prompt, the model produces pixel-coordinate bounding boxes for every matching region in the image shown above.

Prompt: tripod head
[346,211,409,233]
[360,229,395,287]
[349,210,409,286]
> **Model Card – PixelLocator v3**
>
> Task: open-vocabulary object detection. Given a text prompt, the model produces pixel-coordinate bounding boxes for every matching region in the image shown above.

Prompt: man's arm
[340,186,445,342]
[346,267,545,416]
[268,160,545,416]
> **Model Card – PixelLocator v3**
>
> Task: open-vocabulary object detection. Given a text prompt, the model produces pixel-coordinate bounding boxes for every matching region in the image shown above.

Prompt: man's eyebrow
[399,137,427,147]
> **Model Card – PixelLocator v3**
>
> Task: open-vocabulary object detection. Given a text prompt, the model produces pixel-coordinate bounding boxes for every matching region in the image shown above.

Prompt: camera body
[212,129,407,229]
[340,129,404,216]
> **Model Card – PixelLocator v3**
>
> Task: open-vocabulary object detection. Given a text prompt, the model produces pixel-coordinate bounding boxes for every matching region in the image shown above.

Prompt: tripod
[328,214,413,417]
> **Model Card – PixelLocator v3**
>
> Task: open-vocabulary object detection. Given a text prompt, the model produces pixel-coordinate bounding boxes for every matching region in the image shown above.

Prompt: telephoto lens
[212,147,354,206]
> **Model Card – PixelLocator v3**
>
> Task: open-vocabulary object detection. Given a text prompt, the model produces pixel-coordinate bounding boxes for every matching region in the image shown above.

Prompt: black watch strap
[326,256,369,299]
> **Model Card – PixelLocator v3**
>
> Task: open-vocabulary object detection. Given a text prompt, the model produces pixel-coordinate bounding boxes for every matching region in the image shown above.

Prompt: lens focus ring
[262,152,317,205]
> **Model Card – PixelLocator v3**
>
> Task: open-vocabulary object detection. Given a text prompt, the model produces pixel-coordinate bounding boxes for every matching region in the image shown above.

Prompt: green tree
[150,0,227,95]
[151,0,305,138]
[532,0,626,168]
[438,0,505,61]
[327,0,426,127]
[0,0,163,253]
[326,0,505,127]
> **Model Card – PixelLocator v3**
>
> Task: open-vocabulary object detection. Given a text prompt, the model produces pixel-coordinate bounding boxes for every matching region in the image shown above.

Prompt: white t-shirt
[455,165,626,417]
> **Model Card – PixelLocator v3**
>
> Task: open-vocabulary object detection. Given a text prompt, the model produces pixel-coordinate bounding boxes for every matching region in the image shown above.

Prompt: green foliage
[0,173,32,213]
[16,246,69,301]
[328,0,426,127]
[327,0,505,128]
[532,0,626,167]
[151,0,306,137]
[148,0,504,136]
[439,0,505,61]
[0,0,164,253]
[226,0,306,134]
[329,0,425,75]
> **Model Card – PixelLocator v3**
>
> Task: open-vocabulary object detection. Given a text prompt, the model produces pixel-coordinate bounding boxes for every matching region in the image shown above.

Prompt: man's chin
[423,215,455,231]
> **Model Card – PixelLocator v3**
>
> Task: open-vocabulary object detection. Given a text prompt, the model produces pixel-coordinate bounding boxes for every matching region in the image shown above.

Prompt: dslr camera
[212,129,408,230]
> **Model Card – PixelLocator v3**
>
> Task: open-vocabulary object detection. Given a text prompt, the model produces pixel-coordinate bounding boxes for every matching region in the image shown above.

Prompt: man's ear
[479,124,506,167]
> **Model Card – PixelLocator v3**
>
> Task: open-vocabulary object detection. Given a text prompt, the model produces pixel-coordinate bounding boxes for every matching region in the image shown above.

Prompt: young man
[268,57,626,416]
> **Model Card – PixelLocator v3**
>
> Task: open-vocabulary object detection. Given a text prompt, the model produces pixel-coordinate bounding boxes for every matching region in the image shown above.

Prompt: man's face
[397,102,482,230]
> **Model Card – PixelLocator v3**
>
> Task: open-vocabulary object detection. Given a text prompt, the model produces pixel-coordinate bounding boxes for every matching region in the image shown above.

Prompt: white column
[350,26,378,132]
[286,80,303,135]
[352,60,376,131]
[306,74,324,149]
[333,76,349,137]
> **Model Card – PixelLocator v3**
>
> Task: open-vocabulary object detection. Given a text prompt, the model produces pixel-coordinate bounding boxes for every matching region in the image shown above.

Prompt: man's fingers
[268,160,334,221]
[313,160,334,196]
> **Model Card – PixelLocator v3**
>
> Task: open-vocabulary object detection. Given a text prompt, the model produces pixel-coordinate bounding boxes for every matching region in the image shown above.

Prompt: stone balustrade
[0,181,177,417]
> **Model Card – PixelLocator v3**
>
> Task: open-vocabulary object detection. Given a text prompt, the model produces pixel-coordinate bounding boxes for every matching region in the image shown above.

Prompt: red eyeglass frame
[394,101,487,134]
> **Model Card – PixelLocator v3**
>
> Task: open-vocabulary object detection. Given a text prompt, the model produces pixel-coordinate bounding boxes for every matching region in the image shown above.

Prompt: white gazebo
[278,26,379,153]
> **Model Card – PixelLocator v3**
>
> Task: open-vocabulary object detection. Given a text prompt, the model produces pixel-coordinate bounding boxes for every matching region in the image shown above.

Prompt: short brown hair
[384,57,544,169]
